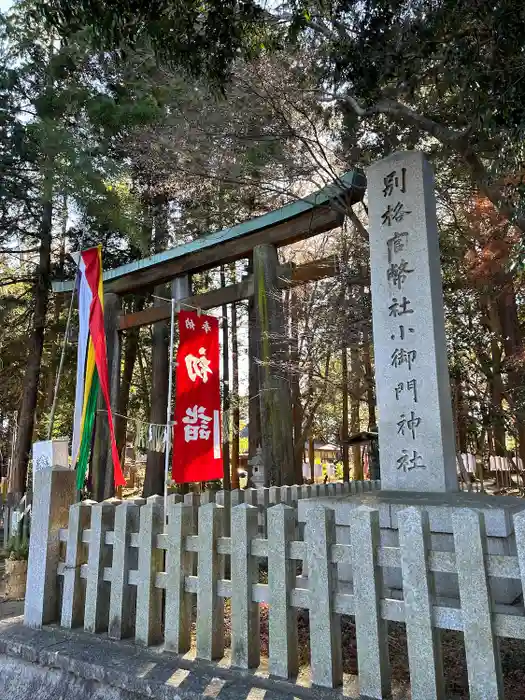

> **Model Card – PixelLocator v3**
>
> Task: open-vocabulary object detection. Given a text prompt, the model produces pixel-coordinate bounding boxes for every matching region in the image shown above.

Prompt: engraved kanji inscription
[394,379,418,402]
[383,168,407,197]
[407,378,418,402]
[382,202,412,226]
[389,296,414,317]
[397,410,421,440]
[387,231,409,263]
[391,348,417,371]
[390,325,415,341]
[387,259,414,290]
[396,449,426,472]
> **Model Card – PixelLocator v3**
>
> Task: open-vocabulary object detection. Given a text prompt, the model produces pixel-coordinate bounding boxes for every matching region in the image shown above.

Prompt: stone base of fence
[299,488,525,606]
[1,618,357,700]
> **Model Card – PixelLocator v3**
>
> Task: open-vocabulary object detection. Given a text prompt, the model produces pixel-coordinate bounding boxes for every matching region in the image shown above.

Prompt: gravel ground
[188,600,525,699]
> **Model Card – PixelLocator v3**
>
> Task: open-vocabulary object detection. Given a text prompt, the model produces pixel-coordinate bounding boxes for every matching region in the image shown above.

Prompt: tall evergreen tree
[0,2,161,493]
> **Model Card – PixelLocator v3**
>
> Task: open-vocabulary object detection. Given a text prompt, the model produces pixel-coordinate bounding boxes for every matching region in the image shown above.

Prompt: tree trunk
[220,266,231,489]
[115,301,143,465]
[309,435,315,482]
[143,290,169,497]
[248,257,261,481]
[350,343,362,479]
[497,287,525,466]
[11,193,53,496]
[452,368,468,455]
[43,196,68,412]
[290,289,303,482]
[136,338,151,417]
[341,346,350,482]
[489,316,506,457]
[362,325,376,430]
[144,196,169,498]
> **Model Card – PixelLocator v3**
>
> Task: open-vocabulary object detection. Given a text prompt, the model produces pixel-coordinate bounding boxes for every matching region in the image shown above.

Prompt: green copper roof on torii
[52,169,366,294]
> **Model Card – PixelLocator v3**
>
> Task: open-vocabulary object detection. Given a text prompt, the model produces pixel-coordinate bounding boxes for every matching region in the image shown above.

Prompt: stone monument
[298,150,525,605]
[368,150,457,492]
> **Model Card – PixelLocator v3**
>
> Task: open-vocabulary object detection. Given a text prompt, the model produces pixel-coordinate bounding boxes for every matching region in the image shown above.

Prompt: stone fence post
[24,467,76,628]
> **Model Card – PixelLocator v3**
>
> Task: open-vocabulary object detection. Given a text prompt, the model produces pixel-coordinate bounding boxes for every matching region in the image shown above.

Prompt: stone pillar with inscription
[298,150,525,612]
[367,150,457,492]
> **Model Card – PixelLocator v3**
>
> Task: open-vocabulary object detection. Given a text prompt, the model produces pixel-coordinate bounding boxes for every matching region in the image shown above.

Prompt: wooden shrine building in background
[53,170,366,499]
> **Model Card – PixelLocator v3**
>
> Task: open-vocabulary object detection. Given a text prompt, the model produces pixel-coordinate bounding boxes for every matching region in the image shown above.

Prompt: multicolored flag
[172,310,222,484]
[71,246,125,490]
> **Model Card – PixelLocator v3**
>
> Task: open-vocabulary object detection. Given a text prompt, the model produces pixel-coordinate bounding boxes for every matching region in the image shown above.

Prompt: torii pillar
[253,244,295,486]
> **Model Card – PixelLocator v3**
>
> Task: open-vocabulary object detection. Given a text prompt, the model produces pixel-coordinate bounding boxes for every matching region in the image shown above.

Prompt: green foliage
[38,0,265,88]
[0,1,167,463]
[47,0,525,241]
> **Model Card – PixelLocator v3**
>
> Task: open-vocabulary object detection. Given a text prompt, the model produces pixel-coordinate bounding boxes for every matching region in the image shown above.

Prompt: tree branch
[347,206,369,242]
[342,93,525,234]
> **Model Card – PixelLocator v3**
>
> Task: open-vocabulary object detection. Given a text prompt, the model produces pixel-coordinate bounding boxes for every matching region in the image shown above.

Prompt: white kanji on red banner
[184,347,213,383]
[182,405,212,442]
[173,310,222,483]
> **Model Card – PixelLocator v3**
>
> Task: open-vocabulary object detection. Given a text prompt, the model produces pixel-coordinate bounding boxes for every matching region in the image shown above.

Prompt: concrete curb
[0,616,466,700]
[0,617,357,700]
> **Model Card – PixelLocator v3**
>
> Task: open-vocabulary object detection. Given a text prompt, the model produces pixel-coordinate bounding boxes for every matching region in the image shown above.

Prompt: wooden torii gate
[53,170,366,498]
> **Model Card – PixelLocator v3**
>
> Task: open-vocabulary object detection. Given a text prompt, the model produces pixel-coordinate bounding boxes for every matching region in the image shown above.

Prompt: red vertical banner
[173,310,222,483]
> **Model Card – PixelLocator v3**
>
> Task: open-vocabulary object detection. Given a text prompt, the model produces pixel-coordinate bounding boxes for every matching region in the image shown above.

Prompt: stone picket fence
[172,481,375,536]
[24,470,525,699]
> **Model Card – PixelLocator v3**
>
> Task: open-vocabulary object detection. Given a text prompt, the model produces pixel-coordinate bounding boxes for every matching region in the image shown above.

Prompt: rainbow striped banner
[72,246,125,490]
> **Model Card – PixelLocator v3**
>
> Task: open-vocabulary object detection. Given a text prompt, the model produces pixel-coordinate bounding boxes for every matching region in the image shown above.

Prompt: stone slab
[298,491,525,605]
[0,617,364,700]
[298,490,525,537]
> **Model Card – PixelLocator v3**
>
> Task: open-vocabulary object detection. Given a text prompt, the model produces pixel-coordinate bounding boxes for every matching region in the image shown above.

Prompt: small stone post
[135,495,164,646]
[452,510,503,698]
[24,467,76,629]
[84,499,119,633]
[197,503,224,660]
[351,506,390,699]
[230,504,260,668]
[61,501,94,629]
[268,504,298,679]
[399,507,444,699]
[306,505,342,688]
[165,502,195,653]
[108,498,145,639]
[257,487,269,537]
